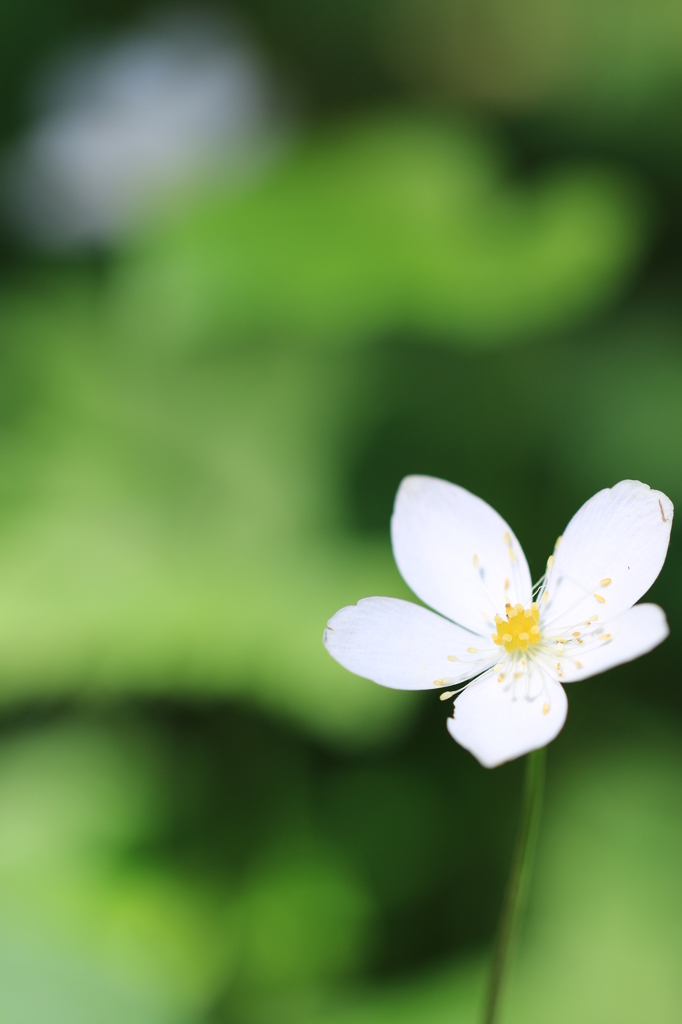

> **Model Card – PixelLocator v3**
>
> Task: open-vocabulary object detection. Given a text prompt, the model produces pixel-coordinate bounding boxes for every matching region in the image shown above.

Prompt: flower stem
[483,747,547,1024]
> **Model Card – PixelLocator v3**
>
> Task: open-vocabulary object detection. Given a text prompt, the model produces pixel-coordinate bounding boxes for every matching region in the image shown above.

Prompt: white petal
[544,480,673,629]
[447,666,567,768]
[391,476,532,634]
[323,597,496,690]
[558,604,669,683]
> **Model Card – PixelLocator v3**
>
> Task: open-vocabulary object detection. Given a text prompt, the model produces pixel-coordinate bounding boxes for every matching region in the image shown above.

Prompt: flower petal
[447,666,567,767]
[544,480,673,628]
[391,476,532,634]
[558,603,668,683]
[324,597,496,690]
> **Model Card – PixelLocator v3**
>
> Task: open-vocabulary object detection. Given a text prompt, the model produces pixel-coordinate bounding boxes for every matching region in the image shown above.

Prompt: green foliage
[0,2,680,1020]
[115,116,648,349]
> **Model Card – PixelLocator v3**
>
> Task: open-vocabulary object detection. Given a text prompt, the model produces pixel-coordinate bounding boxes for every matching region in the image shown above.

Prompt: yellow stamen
[439,690,456,701]
[542,702,550,715]
[491,605,542,654]
[467,647,478,654]
[600,578,612,586]
[594,593,606,604]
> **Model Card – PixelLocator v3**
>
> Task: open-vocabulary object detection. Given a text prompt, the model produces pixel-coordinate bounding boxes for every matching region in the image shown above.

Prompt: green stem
[483,747,547,1024]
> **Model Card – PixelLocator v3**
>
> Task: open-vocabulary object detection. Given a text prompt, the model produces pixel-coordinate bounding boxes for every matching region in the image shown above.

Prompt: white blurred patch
[2,11,284,251]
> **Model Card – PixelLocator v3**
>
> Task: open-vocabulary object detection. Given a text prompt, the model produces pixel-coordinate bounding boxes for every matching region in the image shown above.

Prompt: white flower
[324,477,673,767]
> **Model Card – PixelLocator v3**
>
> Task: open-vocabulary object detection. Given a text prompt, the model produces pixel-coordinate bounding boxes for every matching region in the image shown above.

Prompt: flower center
[492,602,541,653]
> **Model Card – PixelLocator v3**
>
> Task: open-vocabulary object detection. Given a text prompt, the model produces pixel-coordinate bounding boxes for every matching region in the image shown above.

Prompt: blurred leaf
[0,720,162,870]
[0,283,417,744]
[0,720,234,1024]
[0,868,234,1024]
[240,958,487,1024]
[509,722,682,1022]
[384,0,682,147]
[237,842,374,990]
[113,115,649,348]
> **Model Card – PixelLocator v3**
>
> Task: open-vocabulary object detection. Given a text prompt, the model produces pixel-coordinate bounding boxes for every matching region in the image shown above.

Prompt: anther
[601,633,612,641]
[504,578,510,590]
[590,615,598,622]
[600,578,612,586]
[575,661,582,669]
[467,647,478,654]
[433,678,449,686]
[594,593,606,604]
[493,663,504,672]
[542,702,550,715]
[503,532,511,546]
[439,690,456,701]
[572,631,580,637]
[541,591,549,604]
[514,671,523,679]
[473,554,479,568]
[447,655,459,662]
[554,535,562,549]
[556,662,561,671]
[547,554,555,569]
[497,674,505,682]
[509,548,517,562]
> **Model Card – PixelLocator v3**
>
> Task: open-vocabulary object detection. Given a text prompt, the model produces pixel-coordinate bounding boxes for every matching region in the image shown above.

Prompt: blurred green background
[0,1,681,1021]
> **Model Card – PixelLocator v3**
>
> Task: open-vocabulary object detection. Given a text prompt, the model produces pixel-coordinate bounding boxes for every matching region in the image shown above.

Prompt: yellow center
[492,602,541,653]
